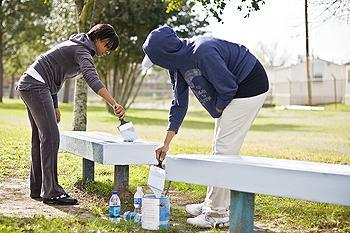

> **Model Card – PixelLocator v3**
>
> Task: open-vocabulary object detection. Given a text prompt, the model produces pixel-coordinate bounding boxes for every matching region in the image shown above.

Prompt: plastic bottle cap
[112,191,118,195]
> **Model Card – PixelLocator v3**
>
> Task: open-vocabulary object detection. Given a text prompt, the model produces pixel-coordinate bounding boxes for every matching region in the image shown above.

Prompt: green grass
[0,98,350,232]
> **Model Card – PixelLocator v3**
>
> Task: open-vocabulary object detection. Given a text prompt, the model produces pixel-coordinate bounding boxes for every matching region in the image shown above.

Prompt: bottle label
[134,198,142,205]
[109,205,121,218]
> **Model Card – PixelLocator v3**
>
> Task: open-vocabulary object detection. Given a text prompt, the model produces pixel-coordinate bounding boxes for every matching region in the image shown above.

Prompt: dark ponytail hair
[87,24,119,51]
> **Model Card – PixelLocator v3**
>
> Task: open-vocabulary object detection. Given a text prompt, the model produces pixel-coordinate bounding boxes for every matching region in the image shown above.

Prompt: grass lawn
[0,98,349,232]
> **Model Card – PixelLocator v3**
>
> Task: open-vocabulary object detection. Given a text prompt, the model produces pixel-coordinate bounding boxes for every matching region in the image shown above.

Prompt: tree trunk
[62,79,71,103]
[72,77,88,131]
[72,0,95,131]
[0,1,3,103]
[9,74,15,99]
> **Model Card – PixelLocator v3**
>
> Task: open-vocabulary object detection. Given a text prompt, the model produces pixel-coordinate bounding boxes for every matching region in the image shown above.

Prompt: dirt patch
[0,178,281,232]
[167,189,203,206]
[0,178,94,218]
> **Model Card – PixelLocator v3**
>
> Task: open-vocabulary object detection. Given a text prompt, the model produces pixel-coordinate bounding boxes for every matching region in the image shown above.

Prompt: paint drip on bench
[141,194,170,230]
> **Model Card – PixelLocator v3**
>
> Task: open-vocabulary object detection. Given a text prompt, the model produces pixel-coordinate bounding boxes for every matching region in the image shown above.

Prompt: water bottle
[133,186,144,214]
[123,211,141,224]
[109,191,121,223]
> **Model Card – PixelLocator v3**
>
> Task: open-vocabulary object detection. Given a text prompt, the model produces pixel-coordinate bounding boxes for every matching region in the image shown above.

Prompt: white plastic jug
[141,194,170,230]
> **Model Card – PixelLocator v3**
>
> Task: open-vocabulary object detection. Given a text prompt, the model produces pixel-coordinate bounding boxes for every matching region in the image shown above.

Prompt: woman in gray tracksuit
[16,24,125,205]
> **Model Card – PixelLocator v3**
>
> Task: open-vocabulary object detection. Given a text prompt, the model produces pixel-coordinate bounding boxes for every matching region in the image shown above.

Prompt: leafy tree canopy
[2,0,51,76]
[163,0,265,22]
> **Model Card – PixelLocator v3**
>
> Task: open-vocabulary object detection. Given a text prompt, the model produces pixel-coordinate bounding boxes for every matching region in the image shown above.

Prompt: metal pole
[332,74,337,109]
[229,191,255,233]
[288,78,292,105]
[305,0,312,105]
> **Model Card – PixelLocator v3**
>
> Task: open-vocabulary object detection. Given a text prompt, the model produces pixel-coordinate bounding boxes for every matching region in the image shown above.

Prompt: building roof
[267,58,345,71]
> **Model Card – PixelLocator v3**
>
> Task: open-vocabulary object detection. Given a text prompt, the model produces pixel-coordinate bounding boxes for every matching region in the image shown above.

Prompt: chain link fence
[270,78,349,105]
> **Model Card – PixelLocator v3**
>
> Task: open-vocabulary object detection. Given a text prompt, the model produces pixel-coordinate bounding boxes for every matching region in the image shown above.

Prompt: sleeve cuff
[51,94,58,108]
[216,97,231,110]
[167,121,181,133]
[90,81,105,94]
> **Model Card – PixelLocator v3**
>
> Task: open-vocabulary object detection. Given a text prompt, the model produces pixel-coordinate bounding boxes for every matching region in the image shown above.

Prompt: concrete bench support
[230,191,255,233]
[82,158,95,181]
[114,165,129,192]
[59,131,158,193]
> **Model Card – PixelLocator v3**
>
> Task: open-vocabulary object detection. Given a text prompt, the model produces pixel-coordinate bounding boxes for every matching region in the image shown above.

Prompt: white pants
[202,91,268,216]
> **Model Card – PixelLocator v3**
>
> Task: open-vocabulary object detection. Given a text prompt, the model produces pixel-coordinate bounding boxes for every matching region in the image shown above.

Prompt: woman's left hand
[55,108,61,123]
[155,143,170,162]
[216,107,223,113]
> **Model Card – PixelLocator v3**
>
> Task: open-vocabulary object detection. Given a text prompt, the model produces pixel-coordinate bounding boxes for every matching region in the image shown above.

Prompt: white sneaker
[187,214,229,228]
[185,203,204,216]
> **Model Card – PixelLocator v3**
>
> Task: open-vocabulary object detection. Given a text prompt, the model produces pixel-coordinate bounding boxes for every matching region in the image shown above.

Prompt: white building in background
[266,59,347,105]
[344,62,350,104]
[132,58,350,108]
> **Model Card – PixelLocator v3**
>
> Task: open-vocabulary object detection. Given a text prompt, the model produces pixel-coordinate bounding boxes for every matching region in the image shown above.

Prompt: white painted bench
[165,155,350,233]
[59,131,158,192]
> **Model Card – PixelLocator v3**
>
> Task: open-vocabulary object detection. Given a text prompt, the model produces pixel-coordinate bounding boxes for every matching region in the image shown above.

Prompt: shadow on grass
[74,179,112,200]
[250,123,306,132]
[74,179,134,212]
[0,102,26,110]
[100,114,317,132]
[66,180,279,232]
[102,115,215,130]
[0,101,102,112]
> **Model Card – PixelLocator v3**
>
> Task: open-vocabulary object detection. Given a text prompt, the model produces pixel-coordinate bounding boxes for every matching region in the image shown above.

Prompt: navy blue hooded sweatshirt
[142,26,258,133]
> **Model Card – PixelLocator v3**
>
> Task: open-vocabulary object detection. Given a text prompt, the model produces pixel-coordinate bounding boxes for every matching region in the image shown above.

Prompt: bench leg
[114,165,129,192]
[82,158,95,181]
[229,190,255,233]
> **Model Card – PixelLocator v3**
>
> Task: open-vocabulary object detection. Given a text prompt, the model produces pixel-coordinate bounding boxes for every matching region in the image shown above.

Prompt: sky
[203,0,350,65]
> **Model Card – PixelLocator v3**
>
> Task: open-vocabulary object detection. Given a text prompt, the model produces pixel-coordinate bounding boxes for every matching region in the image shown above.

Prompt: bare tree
[312,0,350,23]
[255,42,290,67]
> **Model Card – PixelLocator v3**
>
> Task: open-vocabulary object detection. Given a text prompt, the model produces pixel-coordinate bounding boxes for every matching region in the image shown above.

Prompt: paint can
[141,194,170,230]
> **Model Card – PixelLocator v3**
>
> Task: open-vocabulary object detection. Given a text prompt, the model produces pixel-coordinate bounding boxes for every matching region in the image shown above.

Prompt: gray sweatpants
[17,86,65,198]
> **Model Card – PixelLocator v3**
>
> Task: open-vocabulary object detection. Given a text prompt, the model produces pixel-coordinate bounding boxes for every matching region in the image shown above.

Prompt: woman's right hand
[155,143,170,162]
[113,103,125,119]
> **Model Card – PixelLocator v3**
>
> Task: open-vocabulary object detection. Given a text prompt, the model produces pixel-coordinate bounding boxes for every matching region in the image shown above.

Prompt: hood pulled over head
[142,26,191,70]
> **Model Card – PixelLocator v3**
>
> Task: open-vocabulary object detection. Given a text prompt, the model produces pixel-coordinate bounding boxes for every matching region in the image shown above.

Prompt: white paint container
[141,194,170,230]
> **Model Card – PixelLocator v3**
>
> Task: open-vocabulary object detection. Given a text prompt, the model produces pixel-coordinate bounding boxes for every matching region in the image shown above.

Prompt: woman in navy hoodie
[16,24,125,205]
[142,26,269,228]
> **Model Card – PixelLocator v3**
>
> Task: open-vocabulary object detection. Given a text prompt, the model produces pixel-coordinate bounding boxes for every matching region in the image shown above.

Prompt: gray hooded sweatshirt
[17,33,105,107]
